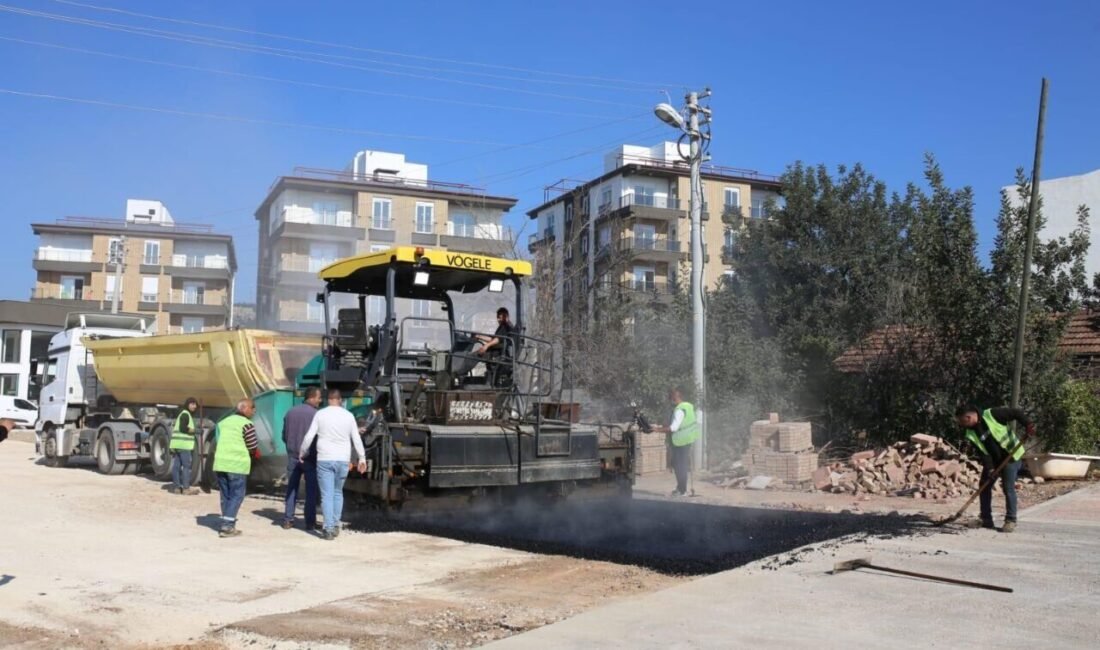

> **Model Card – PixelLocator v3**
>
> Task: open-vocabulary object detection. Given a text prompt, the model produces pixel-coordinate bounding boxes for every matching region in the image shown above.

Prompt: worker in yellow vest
[653,387,700,497]
[169,397,200,495]
[955,404,1034,533]
[212,399,259,538]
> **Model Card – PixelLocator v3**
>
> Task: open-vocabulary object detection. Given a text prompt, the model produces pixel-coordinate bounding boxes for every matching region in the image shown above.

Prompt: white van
[0,396,38,428]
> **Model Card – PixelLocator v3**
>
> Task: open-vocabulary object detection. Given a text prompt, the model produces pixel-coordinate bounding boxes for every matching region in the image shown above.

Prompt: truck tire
[200,431,218,492]
[43,429,68,468]
[148,426,172,481]
[95,429,125,475]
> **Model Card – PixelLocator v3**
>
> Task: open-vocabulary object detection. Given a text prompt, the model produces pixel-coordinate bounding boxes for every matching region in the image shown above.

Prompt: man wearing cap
[169,397,201,495]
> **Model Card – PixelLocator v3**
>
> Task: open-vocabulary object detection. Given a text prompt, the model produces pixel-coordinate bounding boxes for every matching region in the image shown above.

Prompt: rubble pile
[814,433,986,499]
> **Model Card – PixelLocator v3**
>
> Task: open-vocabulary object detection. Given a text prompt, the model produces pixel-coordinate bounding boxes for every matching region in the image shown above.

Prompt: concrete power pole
[110,235,127,315]
[685,90,710,470]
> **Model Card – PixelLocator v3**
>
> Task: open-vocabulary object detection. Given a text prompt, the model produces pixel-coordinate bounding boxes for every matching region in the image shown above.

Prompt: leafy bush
[1048,380,1100,455]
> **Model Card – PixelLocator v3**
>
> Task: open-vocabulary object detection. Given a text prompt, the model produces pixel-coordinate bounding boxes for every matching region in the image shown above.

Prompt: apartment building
[30,200,237,335]
[527,142,782,325]
[254,150,519,334]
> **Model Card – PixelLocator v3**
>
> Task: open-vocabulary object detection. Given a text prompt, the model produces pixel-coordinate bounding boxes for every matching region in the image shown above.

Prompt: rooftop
[32,216,227,237]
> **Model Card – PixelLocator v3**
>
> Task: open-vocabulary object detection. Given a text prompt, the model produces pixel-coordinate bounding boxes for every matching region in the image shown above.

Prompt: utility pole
[1010,78,1048,412]
[654,89,712,469]
[110,235,127,315]
[685,90,709,470]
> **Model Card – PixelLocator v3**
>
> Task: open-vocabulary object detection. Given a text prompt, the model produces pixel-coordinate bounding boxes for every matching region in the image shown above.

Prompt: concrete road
[488,484,1100,649]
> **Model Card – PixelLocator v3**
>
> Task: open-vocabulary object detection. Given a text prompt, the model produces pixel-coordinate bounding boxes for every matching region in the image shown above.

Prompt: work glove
[250,447,261,460]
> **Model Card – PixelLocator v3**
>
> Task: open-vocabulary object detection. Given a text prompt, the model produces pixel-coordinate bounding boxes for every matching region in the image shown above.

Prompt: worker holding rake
[954,404,1035,532]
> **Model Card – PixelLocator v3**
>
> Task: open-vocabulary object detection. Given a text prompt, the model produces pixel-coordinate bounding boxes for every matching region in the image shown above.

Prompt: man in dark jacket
[955,404,1035,533]
[282,387,322,530]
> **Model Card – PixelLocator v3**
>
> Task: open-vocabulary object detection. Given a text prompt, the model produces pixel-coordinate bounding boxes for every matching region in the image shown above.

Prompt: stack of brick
[743,414,817,484]
[812,433,984,499]
[634,431,668,476]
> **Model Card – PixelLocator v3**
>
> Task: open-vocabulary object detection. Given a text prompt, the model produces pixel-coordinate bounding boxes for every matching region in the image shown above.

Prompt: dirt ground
[1,433,1092,649]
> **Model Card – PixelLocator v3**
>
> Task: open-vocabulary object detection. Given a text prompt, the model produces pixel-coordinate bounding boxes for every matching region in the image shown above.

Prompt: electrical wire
[48,0,679,90]
[0,36,629,121]
[0,5,648,107]
[0,87,560,148]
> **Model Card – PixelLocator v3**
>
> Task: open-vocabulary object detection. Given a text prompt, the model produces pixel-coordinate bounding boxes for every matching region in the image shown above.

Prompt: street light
[654,90,711,470]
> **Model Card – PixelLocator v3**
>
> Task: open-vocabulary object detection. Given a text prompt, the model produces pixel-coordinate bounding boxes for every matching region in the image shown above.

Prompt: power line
[0,4,648,108]
[49,0,680,90]
[0,36,629,120]
[0,87,550,147]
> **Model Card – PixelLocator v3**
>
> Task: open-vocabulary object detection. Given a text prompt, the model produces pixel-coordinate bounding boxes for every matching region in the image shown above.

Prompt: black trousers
[671,443,692,493]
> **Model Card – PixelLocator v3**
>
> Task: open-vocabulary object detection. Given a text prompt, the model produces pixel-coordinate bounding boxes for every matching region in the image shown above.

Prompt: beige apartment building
[528,142,782,326]
[30,200,237,334]
[254,150,519,334]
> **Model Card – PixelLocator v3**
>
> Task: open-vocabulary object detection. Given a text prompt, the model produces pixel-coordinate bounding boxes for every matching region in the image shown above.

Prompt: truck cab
[34,313,152,470]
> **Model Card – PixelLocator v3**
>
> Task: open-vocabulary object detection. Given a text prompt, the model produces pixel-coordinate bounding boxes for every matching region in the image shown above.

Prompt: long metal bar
[1010,78,1049,411]
[687,91,707,469]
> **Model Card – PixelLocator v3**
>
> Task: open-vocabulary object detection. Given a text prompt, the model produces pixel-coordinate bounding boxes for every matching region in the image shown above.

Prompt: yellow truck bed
[85,329,320,409]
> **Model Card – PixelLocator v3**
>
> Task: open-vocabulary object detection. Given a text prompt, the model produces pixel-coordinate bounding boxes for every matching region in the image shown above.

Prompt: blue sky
[1,0,1098,302]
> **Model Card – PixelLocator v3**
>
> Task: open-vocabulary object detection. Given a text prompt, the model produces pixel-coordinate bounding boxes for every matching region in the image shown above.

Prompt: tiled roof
[834,312,1100,373]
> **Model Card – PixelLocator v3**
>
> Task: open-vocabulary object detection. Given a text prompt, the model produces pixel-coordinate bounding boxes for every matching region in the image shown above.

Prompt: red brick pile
[813,433,983,499]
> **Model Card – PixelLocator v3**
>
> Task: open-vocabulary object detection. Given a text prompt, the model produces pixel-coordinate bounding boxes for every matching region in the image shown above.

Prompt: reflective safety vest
[213,414,252,476]
[671,401,700,447]
[169,410,196,451]
[964,409,1025,462]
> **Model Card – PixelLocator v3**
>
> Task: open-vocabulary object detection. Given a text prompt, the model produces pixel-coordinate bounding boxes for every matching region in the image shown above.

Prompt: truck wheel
[43,430,69,468]
[199,431,219,492]
[148,426,173,481]
[95,430,124,475]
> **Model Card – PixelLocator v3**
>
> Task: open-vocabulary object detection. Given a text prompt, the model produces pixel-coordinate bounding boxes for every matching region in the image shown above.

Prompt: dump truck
[34,312,319,485]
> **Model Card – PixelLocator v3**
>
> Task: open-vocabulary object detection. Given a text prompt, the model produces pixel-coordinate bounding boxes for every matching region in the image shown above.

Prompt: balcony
[30,286,99,309]
[32,248,99,273]
[277,254,329,286]
[276,303,326,333]
[165,291,227,316]
[272,206,365,241]
[722,204,746,225]
[443,224,515,256]
[619,236,684,262]
[167,254,232,279]
[622,279,676,302]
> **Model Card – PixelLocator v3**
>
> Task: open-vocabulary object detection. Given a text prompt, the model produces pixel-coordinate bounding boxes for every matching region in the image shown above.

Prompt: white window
[367,296,386,325]
[412,299,432,319]
[105,275,123,302]
[751,197,766,219]
[632,266,655,291]
[309,243,340,272]
[634,224,656,248]
[724,228,738,249]
[580,234,590,254]
[415,202,435,234]
[372,198,393,229]
[181,317,204,334]
[60,276,84,300]
[724,188,741,209]
[313,201,340,225]
[633,185,654,206]
[183,281,204,305]
[601,188,612,208]
[108,238,125,264]
[141,276,159,303]
[305,293,324,323]
[143,240,160,265]
[451,213,476,238]
[597,226,611,249]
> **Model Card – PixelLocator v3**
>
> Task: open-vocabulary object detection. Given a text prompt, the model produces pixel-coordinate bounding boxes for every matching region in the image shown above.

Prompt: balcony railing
[613,154,781,183]
[621,237,681,253]
[274,206,354,231]
[722,204,745,223]
[279,303,324,323]
[280,255,334,273]
[623,279,673,294]
[619,193,681,210]
[35,248,93,262]
[140,293,159,303]
[721,244,738,262]
[447,222,514,240]
[170,254,229,269]
[32,286,89,300]
[169,291,224,306]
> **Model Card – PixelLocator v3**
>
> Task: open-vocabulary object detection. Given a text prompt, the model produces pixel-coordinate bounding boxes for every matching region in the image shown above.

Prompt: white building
[1005,168,1100,280]
[0,301,75,401]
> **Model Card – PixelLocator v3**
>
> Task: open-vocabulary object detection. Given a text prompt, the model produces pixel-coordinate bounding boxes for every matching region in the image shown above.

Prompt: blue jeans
[316,460,349,533]
[217,472,247,528]
[284,456,319,527]
[171,450,192,490]
[980,459,1021,523]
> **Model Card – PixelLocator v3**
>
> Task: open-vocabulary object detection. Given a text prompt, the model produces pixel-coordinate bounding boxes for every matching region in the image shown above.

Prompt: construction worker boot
[967,518,995,529]
[184,487,200,496]
[1002,520,1017,533]
[219,527,242,538]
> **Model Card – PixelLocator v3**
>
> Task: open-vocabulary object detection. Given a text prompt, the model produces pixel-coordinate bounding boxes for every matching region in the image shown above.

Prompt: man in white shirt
[299,389,367,540]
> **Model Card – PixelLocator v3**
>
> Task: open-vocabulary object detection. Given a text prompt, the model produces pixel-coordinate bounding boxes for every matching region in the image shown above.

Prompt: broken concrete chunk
[747,475,773,490]
[910,433,940,446]
[812,467,832,491]
[851,450,875,464]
